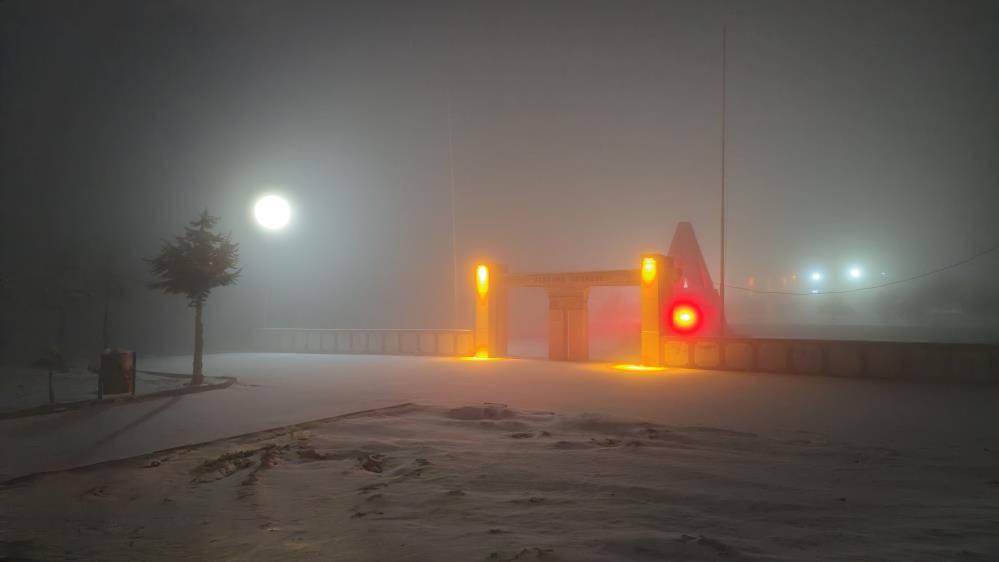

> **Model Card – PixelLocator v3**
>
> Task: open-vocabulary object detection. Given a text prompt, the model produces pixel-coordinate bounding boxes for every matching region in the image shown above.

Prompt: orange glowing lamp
[476,264,489,298]
[641,257,657,284]
[670,303,701,334]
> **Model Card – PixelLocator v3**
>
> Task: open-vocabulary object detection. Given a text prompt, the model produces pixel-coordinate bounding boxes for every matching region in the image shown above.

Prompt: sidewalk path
[0,367,222,415]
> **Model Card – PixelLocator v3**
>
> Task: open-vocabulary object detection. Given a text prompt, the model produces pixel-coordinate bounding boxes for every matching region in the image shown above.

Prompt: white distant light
[253,195,291,230]
[810,271,822,282]
[849,267,862,279]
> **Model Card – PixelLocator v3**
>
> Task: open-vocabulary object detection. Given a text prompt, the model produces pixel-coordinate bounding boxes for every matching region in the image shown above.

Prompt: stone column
[547,287,589,361]
[640,254,672,366]
[473,262,508,357]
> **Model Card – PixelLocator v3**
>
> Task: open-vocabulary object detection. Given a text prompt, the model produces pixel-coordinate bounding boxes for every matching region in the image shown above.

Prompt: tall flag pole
[719,24,728,337]
[447,93,459,329]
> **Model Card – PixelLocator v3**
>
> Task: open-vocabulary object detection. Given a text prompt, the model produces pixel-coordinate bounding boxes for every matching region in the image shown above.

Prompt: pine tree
[147,210,240,385]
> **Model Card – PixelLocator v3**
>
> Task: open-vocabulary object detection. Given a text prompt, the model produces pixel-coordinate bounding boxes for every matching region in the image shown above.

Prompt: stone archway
[471,223,722,365]
[474,256,675,365]
[505,270,640,361]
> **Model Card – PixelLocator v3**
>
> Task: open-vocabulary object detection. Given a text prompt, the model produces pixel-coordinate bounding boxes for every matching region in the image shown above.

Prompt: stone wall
[662,337,999,383]
[258,329,474,357]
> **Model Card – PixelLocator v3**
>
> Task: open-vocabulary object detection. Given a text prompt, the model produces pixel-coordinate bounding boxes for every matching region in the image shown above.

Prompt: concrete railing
[258,328,474,357]
[662,337,999,383]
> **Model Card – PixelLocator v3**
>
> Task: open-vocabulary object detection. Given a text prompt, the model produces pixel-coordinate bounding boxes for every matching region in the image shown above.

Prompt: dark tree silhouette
[147,210,240,385]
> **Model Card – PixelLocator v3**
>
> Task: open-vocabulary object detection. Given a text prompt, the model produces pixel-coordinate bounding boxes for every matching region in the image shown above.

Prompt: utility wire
[723,242,999,296]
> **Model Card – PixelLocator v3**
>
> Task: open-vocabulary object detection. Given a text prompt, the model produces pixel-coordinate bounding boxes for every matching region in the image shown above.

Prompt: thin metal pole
[447,95,459,329]
[719,24,727,338]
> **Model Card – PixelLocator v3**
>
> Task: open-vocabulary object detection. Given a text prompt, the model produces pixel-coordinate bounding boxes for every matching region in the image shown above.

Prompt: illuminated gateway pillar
[473,263,508,358]
[640,254,672,367]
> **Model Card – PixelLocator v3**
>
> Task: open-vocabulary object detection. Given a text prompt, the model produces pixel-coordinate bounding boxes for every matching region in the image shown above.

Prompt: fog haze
[2,0,997,361]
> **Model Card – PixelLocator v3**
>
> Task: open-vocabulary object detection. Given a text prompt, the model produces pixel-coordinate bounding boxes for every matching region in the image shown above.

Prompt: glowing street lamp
[253,194,291,230]
[810,271,822,282]
[848,266,862,280]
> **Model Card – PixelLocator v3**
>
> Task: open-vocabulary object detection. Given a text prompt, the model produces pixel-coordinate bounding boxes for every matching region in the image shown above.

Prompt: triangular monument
[666,222,723,335]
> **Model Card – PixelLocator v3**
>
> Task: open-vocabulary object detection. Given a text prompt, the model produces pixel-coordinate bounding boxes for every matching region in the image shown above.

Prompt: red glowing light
[669,302,701,334]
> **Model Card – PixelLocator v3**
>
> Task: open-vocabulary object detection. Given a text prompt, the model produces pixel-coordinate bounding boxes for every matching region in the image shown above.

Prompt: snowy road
[2,352,996,481]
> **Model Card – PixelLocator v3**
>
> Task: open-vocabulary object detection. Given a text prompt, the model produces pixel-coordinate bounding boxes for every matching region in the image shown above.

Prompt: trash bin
[100,350,136,395]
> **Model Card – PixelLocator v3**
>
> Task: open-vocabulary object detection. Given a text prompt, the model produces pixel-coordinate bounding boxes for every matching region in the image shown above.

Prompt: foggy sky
[2,0,997,359]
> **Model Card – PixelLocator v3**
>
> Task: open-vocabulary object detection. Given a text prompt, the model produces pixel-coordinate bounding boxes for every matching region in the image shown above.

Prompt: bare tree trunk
[192,301,204,385]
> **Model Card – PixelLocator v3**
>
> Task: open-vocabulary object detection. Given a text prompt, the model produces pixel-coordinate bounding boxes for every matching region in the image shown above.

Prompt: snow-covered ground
[3,353,997,484]
[3,352,998,559]
[141,352,999,450]
[3,402,996,561]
